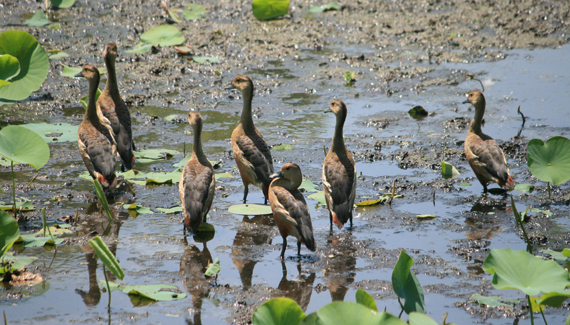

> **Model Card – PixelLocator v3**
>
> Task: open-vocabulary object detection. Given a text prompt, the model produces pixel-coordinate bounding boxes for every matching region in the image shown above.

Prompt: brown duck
[98,42,135,172]
[230,75,274,204]
[76,64,117,189]
[323,99,356,229]
[268,163,316,259]
[463,89,515,192]
[179,111,216,233]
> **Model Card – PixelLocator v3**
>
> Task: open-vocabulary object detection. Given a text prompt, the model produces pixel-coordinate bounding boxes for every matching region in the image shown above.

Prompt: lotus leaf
[48,50,69,60]
[141,25,184,47]
[92,180,113,219]
[482,248,570,296]
[299,179,319,193]
[252,0,289,20]
[527,136,570,185]
[356,197,387,206]
[272,143,295,151]
[183,4,207,21]
[0,209,20,258]
[0,201,35,211]
[125,42,154,54]
[19,234,64,247]
[355,288,377,311]
[80,88,102,110]
[252,297,306,325]
[0,252,37,275]
[416,214,436,219]
[25,11,50,27]
[0,31,49,101]
[205,258,221,277]
[514,183,534,193]
[0,54,20,82]
[392,250,425,314]
[89,236,124,280]
[408,312,438,325]
[228,204,272,216]
[0,125,50,169]
[194,222,215,242]
[50,0,75,9]
[309,2,340,13]
[124,203,154,214]
[100,281,187,301]
[469,294,513,307]
[192,56,220,63]
[307,191,326,207]
[156,206,183,213]
[215,172,234,180]
[536,290,570,308]
[20,123,79,142]
[310,302,404,324]
[441,161,459,178]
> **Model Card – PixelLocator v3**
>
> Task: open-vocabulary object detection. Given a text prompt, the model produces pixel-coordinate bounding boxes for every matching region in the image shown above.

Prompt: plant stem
[527,295,534,325]
[540,306,547,325]
[511,195,532,254]
[11,161,16,217]
[103,263,111,310]
[397,297,404,318]
[548,182,551,200]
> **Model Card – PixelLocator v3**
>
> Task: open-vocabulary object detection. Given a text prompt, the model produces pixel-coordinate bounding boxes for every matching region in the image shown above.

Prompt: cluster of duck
[77,43,514,259]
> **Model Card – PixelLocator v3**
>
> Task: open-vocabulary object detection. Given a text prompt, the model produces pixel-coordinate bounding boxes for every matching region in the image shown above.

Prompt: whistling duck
[76,64,117,189]
[179,111,215,233]
[463,89,515,192]
[268,163,316,259]
[230,75,274,204]
[98,42,135,172]
[323,99,356,229]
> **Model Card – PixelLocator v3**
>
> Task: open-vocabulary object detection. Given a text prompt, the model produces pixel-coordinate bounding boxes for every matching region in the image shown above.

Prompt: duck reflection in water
[231,215,275,289]
[277,261,316,311]
[322,232,356,301]
[180,239,213,325]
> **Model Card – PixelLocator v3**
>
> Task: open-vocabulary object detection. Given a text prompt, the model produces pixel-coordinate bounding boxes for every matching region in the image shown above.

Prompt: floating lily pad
[141,25,184,47]
[47,50,69,60]
[272,143,295,151]
[192,56,220,63]
[408,312,438,325]
[144,169,182,185]
[228,204,272,216]
[309,1,340,13]
[459,182,471,186]
[101,281,187,301]
[183,4,207,21]
[527,136,570,186]
[408,106,428,119]
[416,214,436,219]
[307,191,326,207]
[194,222,215,242]
[19,233,64,247]
[215,172,234,180]
[299,179,319,193]
[125,42,154,55]
[0,252,37,275]
[136,148,179,163]
[124,203,154,215]
[20,123,79,143]
[531,208,552,216]
[252,0,289,20]
[175,46,192,54]
[514,183,534,193]
[0,201,35,211]
[0,31,49,101]
[50,0,75,8]
[441,161,459,179]
[0,125,50,169]
[356,197,387,207]
[540,249,569,262]
[469,294,513,308]
[205,258,221,277]
[0,54,20,82]
[156,206,183,213]
[25,11,50,27]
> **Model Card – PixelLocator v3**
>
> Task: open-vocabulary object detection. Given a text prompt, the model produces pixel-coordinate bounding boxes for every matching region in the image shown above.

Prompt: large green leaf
[19,233,64,247]
[469,294,513,307]
[20,122,79,143]
[252,297,306,325]
[0,54,20,82]
[50,0,75,8]
[24,11,51,27]
[88,236,124,280]
[355,288,377,311]
[0,31,49,101]
[306,302,405,325]
[252,0,289,20]
[228,204,272,216]
[183,4,207,21]
[307,191,326,207]
[141,25,184,47]
[527,136,570,185]
[0,209,20,258]
[0,125,50,169]
[392,250,425,314]
[0,252,37,275]
[99,281,187,301]
[408,312,438,325]
[125,42,153,54]
[482,248,570,296]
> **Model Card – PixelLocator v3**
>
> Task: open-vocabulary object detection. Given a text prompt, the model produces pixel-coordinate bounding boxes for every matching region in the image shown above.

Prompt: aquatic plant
[49,0,75,9]
[441,161,459,179]
[100,281,187,303]
[183,4,207,21]
[89,235,124,308]
[0,31,49,103]
[526,136,570,199]
[126,25,184,54]
[228,203,272,216]
[252,0,289,20]
[0,125,50,215]
[392,250,425,314]
[0,209,20,259]
[309,2,340,13]
[24,11,50,27]
[92,180,113,220]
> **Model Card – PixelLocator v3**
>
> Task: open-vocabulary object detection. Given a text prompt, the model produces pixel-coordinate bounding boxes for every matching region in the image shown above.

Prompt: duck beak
[224,83,234,90]
[75,72,84,78]
[462,99,470,104]
[269,171,282,181]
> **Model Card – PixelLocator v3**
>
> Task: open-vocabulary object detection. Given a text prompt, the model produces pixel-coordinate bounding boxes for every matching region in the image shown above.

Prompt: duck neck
[331,112,346,152]
[239,88,254,130]
[86,76,100,123]
[192,122,207,164]
[469,102,485,134]
[103,56,121,101]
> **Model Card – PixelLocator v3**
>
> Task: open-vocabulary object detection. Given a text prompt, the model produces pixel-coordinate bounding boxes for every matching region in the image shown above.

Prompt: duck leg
[243,186,249,204]
[280,236,287,259]
[297,240,301,256]
[329,212,333,231]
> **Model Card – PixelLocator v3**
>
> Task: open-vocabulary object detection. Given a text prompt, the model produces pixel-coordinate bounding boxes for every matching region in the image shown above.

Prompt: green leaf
[136,148,178,164]
[20,122,79,143]
[299,179,319,193]
[514,183,534,193]
[527,136,570,186]
[531,208,553,216]
[469,294,513,307]
[88,236,124,280]
[441,160,459,179]
[0,201,35,211]
[0,80,11,87]
[356,197,387,206]
[0,125,50,169]
[307,191,326,207]
[194,222,215,243]
[0,252,37,275]
[355,289,377,311]
[92,180,113,219]
[313,302,404,324]
[144,169,182,185]
[205,258,221,277]
[80,88,102,110]
[536,291,570,308]
[0,209,20,258]
[0,31,49,101]
[252,0,289,21]
[252,297,306,325]
[482,248,570,296]
[192,56,220,63]
[125,42,154,54]
[0,54,20,81]
[408,312,439,325]
[124,284,186,301]
[50,0,75,9]
[228,204,272,216]
[25,11,50,27]
[459,182,471,186]
[215,172,234,180]
[540,249,569,261]
[408,106,428,119]
[124,203,154,214]
[416,214,436,219]
[272,143,295,151]
[156,206,183,213]
[19,233,64,247]
[47,50,68,60]
[183,4,207,21]
[392,250,425,314]
[141,25,184,46]
[62,65,106,78]
[309,2,340,13]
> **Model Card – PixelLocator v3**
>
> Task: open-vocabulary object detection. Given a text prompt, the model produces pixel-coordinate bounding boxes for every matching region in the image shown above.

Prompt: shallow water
[2,4,570,324]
